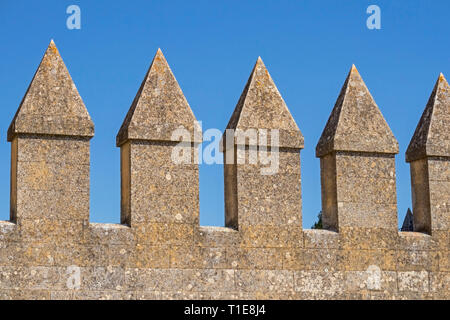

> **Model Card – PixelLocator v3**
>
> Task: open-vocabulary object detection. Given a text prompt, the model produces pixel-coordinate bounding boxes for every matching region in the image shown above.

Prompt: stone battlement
[0,41,448,300]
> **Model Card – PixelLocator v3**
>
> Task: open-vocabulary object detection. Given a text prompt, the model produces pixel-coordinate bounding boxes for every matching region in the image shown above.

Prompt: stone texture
[222,57,303,149]
[8,41,92,235]
[117,49,200,226]
[7,40,93,141]
[316,65,398,157]
[116,49,201,146]
[222,57,303,232]
[316,66,399,232]
[398,271,430,292]
[303,229,339,248]
[406,73,450,162]
[0,45,448,300]
[407,74,450,235]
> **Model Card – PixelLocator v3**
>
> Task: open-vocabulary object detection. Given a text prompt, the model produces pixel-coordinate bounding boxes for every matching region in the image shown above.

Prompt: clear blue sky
[0,1,448,228]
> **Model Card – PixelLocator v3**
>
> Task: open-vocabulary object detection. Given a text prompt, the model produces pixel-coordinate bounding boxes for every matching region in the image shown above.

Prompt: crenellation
[316,65,399,234]
[222,57,304,237]
[0,221,17,241]
[0,41,448,300]
[117,49,201,228]
[406,73,449,237]
[303,229,339,249]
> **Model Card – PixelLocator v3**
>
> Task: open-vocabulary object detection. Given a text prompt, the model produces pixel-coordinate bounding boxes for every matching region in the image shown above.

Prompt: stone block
[237,197,301,226]
[303,249,343,271]
[131,168,199,196]
[131,193,199,224]
[16,190,89,221]
[227,247,283,270]
[0,222,18,243]
[235,270,293,292]
[237,171,301,202]
[18,219,88,244]
[294,271,345,295]
[397,271,430,292]
[345,270,397,292]
[17,137,90,165]
[81,267,125,291]
[341,249,396,271]
[132,222,194,246]
[339,227,398,250]
[429,272,449,293]
[194,226,239,248]
[303,229,339,249]
[335,153,396,179]
[397,250,439,272]
[88,223,134,245]
[336,202,397,229]
[17,161,89,192]
[239,225,303,248]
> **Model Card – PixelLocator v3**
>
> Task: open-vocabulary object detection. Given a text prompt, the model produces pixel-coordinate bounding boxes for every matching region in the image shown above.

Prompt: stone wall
[0,41,448,300]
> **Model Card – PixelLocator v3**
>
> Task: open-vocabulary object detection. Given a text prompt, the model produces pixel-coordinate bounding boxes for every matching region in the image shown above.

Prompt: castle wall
[0,42,448,300]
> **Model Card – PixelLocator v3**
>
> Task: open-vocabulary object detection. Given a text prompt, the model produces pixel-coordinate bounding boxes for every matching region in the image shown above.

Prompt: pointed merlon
[400,208,414,232]
[223,56,303,149]
[116,49,200,147]
[406,73,450,162]
[7,40,94,141]
[316,65,398,157]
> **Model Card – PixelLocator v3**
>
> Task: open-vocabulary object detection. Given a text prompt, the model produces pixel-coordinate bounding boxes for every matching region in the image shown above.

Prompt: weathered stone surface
[16,137,90,164]
[406,73,450,162]
[17,218,87,244]
[316,65,398,157]
[88,223,134,245]
[132,223,194,246]
[194,226,240,248]
[222,57,303,149]
[345,270,397,292]
[236,270,294,292]
[239,225,303,248]
[341,249,396,271]
[222,59,304,231]
[117,50,201,226]
[316,73,400,230]
[398,271,430,292]
[0,44,448,300]
[336,203,398,229]
[335,152,396,178]
[397,232,436,250]
[227,247,283,270]
[116,49,200,146]
[396,249,439,272]
[303,229,339,249]
[294,271,345,295]
[407,75,449,235]
[303,249,343,271]
[7,40,94,141]
[281,248,305,270]
[339,227,398,250]
[0,222,18,243]
[429,272,450,292]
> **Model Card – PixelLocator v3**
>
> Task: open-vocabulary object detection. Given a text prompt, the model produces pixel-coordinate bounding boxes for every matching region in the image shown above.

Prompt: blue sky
[0,0,448,228]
